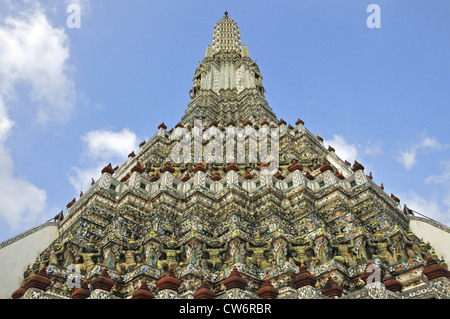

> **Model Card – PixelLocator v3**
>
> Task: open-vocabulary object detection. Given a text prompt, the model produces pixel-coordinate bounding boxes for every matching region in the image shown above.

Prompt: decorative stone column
[260,119,270,130]
[22,266,51,299]
[72,279,91,299]
[295,118,306,134]
[225,163,240,186]
[257,276,279,299]
[351,160,367,186]
[160,162,175,190]
[423,255,450,298]
[157,122,167,137]
[383,275,403,293]
[222,266,254,299]
[156,266,181,299]
[277,118,287,136]
[320,161,337,187]
[132,280,155,299]
[99,164,115,190]
[90,268,114,299]
[11,280,31,299]
[194,279,216,299]
[321,275,343,298]
[193,163,207,189]
[129,162,145,190]
[259,163,273,188]
[243,170,254,189]
[288,160,307,188]
[139,140,146,151]
[316,134,324,145]
[293,263,320,299]
[423,255,450,280]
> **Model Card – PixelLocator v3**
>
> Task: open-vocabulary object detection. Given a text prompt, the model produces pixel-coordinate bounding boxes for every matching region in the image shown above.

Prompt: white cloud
[444,192,450,210]
[398,150,417,170]
[323,134,384,181]
[69,129,140,192]
[0,2,79,233]
[81,129,139,161]
[324,134,383,164]
[364,140,383,157]
[425,161,450,185]
[400,190,450,225]
[399,159,450,226]
[0,6,76,124]
[68,164,104,194]
[422,161,450,226]
[394,134,450,225]
[0,144,47,231]
[421,136,442,149]
[0,97,14,143]
[323,134,359,163]
[396,133,445,170]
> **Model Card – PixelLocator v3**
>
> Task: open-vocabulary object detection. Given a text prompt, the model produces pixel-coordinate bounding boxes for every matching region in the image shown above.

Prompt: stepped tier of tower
[13,115,449,299]
[10,13,450,300]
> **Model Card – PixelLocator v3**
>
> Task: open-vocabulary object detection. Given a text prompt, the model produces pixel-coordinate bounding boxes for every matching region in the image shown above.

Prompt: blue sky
[0,0,449,242]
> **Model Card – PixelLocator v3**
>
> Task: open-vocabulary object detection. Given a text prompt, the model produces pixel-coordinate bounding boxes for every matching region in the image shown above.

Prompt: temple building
[2,12,450,300]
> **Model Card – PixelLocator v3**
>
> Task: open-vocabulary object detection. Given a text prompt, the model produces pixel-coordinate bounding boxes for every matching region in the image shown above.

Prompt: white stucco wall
[0,223,59,299]
[409,216,450,264]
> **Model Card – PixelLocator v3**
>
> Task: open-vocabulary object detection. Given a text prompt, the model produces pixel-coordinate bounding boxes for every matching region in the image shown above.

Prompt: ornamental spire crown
[211,11,242,56]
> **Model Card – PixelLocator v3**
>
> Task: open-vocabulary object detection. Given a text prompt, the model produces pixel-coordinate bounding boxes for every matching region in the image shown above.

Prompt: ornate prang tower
[183,11,277,126]
[5,12,450,300]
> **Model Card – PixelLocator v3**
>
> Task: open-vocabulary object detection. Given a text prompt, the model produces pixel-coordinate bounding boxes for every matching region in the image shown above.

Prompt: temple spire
[183,13,277,126]
[211,12,242,56]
